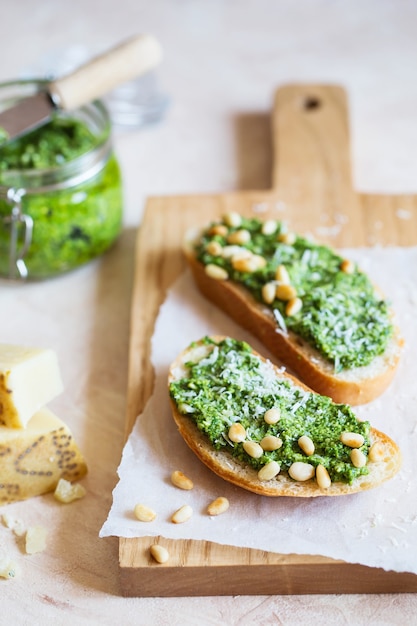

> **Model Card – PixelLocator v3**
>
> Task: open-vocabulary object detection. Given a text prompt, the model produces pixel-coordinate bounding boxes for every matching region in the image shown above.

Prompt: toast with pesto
[183,213,403,405]
[168,336,401,497]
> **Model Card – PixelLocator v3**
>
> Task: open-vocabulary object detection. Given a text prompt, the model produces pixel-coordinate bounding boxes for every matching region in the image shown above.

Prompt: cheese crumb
[25,526,47,554]
[2,514,26,536]
[0,550,18,579]
[53,478,86,504]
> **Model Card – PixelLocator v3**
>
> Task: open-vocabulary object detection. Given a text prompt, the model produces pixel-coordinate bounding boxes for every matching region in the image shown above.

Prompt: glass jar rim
[0,79,113,193]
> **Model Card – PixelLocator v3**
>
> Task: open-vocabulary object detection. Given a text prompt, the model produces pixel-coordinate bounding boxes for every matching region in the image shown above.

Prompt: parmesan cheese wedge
[0,344,64,429]
[0,407,87,504]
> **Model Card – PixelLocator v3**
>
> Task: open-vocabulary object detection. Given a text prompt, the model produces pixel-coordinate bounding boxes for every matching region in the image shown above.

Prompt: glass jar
[0,80,123,280]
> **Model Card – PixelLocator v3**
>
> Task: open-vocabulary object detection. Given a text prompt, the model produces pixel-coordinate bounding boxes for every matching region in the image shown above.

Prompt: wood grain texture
[120,84,417,596]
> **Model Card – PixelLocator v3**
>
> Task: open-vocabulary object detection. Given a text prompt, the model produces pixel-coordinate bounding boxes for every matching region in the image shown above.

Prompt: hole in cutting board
[303,96,322,111]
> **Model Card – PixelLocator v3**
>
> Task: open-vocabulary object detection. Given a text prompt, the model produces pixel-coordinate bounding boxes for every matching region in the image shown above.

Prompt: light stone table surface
[1,1,417,624]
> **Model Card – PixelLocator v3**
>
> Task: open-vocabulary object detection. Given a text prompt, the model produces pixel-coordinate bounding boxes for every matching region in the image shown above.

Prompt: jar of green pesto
[0,80,123,280]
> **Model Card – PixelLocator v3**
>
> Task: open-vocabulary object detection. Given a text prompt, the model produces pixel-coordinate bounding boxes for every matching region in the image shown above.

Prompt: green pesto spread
[195,216,393,372]
[0,126,9,143]
[0,115,122,279]
[169,337,371,484]
[0,116,99,170]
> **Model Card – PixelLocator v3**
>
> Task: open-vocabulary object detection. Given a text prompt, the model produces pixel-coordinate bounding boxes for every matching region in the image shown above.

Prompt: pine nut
[275,264,290,284]
[264,408,281,424]
[205,264,228,280]
[262,219,277,235]
[288,461,315,482]
[207,497,230,516]
[286,297,303,317]
[222,245,250,259]
[178,402,194,414]
[150,544,169,564]
[171,504,193,524]
[340,432,365,448]
[276,284,297,301]
[134,504,157,522]
[251,254,267,269]
[262,282,276,304]
[298,435,315,456]
[258,460,281,481]
[278,231,296,245]
[260,435,283,451]
[243,441,264,459]
[208,224,228,237]
[232,255,259,273]
[228,422,247,443]
[223,211,242,228]
[350,448,367,468]
[316,464,331,489]
[171,470,194,491]
[341,259,355,274]
[368,442,384,462]
[227,229,251,245]
[206,240,223,256]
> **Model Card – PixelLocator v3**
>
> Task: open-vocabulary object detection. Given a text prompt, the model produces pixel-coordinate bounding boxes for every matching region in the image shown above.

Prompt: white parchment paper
[100,247,417,575]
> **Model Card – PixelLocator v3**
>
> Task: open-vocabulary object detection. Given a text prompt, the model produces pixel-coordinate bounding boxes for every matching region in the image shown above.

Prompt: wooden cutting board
[119,84,417,596]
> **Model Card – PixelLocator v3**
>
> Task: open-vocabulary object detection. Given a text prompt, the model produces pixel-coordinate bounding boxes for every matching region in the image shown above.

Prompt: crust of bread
[168,336,402,497]
[184,229,403,405]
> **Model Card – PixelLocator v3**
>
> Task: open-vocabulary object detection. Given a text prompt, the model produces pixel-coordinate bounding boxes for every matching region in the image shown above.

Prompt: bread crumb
[54,478,86,504]
[25,526,47,554]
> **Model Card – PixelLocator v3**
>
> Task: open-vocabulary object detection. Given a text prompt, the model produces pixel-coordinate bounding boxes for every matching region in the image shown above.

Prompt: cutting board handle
[48,34,163,111]
[271,84,359,220]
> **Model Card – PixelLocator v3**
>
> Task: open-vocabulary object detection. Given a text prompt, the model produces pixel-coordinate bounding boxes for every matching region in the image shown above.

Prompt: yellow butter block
[0,407,87,504]
[0,344,64,429]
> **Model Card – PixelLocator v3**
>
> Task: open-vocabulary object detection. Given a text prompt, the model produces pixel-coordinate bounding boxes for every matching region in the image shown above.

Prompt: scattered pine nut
[243,441,264,459]
[262,281,277,304]
[206,240,223,256]
[264,408,281,424]
[227,228,251,245]
[340,432,365,448]
[260,435,283,451]
[208,224,228,237]
[150,544,170,564]
[350,448,367,468]
[316,464,331,489]
[222,245,250,259]
[205,264,228,280]
[340,259,355,274]
[288,462,315,482]
[285,297,303,317]
[232,255,260,273]
[171,504,193,524]
[262,219,277,235]
[278,231,296,245]
[223,211,242,228]
[134,503,157,522]
[207,497,230,516]
[276,284,297,301]
[275,264,290,284]
[171,470,194,491]
[228,422,247,443]
[258,460,280,481]
[298,435,315,456]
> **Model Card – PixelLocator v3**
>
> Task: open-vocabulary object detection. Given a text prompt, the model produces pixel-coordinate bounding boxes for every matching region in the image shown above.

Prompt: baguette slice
[168,336,401,497]
[184,221,403,405]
